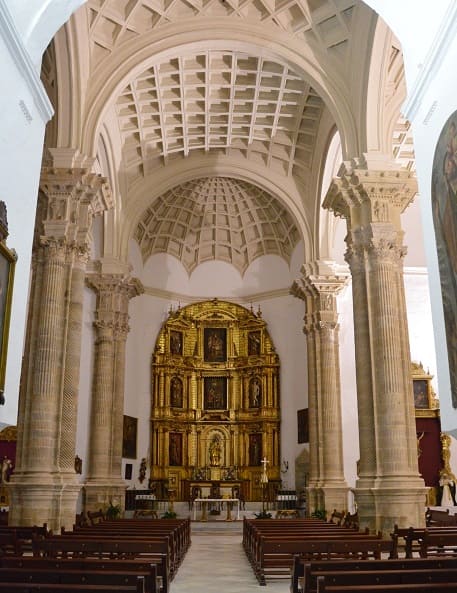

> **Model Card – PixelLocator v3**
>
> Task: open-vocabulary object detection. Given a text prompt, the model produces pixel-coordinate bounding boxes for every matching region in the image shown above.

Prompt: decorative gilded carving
[150,299,280,500]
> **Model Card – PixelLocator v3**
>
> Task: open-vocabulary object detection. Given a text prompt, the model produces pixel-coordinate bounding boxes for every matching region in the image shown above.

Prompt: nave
[171,521,287,593]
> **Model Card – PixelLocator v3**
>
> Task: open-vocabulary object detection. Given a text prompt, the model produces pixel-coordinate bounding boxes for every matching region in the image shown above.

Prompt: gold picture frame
[0,242,16,404]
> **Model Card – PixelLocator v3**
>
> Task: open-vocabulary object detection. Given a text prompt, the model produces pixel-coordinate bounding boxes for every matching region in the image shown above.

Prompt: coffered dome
[134,176,301,275]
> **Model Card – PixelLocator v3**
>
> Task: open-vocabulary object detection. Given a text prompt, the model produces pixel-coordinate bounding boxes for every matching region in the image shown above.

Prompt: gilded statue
[209,436,222,466]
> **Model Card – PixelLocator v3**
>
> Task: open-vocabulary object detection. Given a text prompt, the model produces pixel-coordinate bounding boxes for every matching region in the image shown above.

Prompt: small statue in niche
[138,458,147,483]
[170,377,183,407]
[209,435,222,467]
[249,377,261,407]
[74,455,82,475]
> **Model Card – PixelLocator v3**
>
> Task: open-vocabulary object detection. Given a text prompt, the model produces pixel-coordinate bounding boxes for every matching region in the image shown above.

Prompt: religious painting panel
[249,377,261,407]
[170,376,183,407]
[204,327,227,362]
[170,330,183,355]
[0,241,16,404]
[413,379,429,409]
[169,432,183,466]
[248,330,261,355]
[204,376,227,409]
[122,415,137,459]
[432,111,457,408]
[297,408,309,444]
[249,433,262,466]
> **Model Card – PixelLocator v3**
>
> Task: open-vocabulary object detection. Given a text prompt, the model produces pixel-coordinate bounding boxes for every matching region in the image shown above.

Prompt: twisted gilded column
[84,270,143,512]
[292,260,349,514]
[10,149,113,530]
[323,159,426,533]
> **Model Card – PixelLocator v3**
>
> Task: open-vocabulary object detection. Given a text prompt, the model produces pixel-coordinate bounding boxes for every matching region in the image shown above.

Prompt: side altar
[149,299,281,501]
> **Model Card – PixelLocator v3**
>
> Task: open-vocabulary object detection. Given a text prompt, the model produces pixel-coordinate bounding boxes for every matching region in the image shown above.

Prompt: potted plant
[254,510,272,519]
[105,500,121,520]
[161,510,177,519]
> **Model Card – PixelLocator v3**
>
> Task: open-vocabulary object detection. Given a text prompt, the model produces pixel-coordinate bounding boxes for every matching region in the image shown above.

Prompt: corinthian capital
[39,148,113,246]
[323,161,418,230]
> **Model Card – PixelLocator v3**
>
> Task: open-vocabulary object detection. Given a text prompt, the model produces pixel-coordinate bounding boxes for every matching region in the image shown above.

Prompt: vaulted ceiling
[45,0,413,273]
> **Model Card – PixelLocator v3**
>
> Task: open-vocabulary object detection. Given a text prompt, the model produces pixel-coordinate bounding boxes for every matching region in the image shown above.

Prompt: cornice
[403,1,457,122]
[0,0,53,124]
[143,286,292,304]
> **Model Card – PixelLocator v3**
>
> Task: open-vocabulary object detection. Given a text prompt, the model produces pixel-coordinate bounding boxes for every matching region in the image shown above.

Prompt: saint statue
[209,436,222,467]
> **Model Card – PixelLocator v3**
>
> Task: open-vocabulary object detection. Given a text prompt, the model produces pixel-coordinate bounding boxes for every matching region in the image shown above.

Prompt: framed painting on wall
[122,415,137,459]
[204,377,227,409]
[170,330,183,355]
[297,408,309,444]
[0,241,16,405]
[204,327,227,362]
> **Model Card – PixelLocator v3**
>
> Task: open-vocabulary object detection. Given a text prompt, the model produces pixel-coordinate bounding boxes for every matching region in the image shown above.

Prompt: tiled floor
[171,521,290,592]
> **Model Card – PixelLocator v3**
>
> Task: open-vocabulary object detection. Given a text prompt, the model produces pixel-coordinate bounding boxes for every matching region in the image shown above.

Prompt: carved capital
[39,152,113,247]
[87,272,144,336]
[323,163,417,229]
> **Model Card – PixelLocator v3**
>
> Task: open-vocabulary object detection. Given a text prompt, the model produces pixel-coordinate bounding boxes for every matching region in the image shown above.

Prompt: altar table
[193,498,240,521]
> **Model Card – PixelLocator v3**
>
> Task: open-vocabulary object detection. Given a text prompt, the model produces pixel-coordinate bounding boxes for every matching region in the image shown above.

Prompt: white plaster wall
[0,0,86,425]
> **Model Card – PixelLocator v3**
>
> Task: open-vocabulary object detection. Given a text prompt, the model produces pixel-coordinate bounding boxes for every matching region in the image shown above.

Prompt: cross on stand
[260,457,269,512]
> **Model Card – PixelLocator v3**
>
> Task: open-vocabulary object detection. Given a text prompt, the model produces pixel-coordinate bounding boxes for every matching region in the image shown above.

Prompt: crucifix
[261,457,269,474]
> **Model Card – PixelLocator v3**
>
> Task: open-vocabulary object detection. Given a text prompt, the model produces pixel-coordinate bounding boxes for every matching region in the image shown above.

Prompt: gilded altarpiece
[150,299,280,501]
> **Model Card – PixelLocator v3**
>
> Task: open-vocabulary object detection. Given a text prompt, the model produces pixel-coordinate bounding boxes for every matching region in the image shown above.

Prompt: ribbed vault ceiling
[133,176,301,274]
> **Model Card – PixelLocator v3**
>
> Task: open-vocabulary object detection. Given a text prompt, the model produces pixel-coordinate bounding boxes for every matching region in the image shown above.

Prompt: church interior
[2,0,457,588]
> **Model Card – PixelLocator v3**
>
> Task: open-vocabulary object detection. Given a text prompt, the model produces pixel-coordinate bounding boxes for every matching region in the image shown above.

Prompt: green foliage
[254,510,272,519]
[161,511,177,519]
[106,501,121,519]
[311,509,326,520]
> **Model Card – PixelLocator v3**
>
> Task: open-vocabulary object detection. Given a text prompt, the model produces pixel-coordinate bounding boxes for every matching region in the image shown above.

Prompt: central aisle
[170,521,290,592]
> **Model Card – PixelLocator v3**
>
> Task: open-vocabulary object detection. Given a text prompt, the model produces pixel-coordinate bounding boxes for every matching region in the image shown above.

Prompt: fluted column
[292,260,349,514]
[323,160,426,533]
[84,271,143,512]
[10,149,113,530]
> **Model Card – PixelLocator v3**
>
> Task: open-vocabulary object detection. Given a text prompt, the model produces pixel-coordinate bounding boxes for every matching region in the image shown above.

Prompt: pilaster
[10,149,113,530]
[323,160,426,533]
[84,269,143,512]
[291,260,349,514]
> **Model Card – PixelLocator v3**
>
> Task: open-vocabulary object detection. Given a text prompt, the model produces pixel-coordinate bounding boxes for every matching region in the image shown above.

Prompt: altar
[193,498,240,521]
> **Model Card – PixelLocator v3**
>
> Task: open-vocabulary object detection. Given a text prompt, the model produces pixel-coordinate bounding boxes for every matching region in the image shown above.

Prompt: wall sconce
[281,459,289,474]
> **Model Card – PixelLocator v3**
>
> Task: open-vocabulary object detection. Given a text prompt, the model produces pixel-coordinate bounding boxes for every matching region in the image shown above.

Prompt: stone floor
[170,520,291,592]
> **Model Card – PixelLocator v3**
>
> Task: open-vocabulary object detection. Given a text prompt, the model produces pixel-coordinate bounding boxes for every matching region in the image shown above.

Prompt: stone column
[292,260,349,514]
[9,150,112,530]
[323,160,426,533]
[84,270,143,512]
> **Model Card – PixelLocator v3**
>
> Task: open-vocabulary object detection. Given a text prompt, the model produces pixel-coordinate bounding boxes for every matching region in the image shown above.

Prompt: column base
[321,483,349,514]
[307,484,325,515]
[83,480,127,515]
[8,472,81,531]
[355,479,427,535]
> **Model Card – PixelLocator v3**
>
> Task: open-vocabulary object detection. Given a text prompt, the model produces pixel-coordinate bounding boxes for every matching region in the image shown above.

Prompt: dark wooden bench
[87,509,107,525]
[317,580,457,592]
[292,555,457,593]
[32,536,171,592]
[0,584,143,592]
[426,508,457,526]
[0,568,149,592]
[256,537,393,585]
[2,556,162,593]
[419,530,457,557]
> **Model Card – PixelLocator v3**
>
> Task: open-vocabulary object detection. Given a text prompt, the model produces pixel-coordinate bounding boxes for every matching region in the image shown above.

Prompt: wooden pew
[1,557,161,593]
[391,525,457,558]
[293,555,457,593]
[426,508,457,526]
[0,523,49,553]
[32,536,171,592]
[0,568,149,592]
[256,537,393,585]
[0,584,143,592]
[317,579,457,592]
[419,530,457,557]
